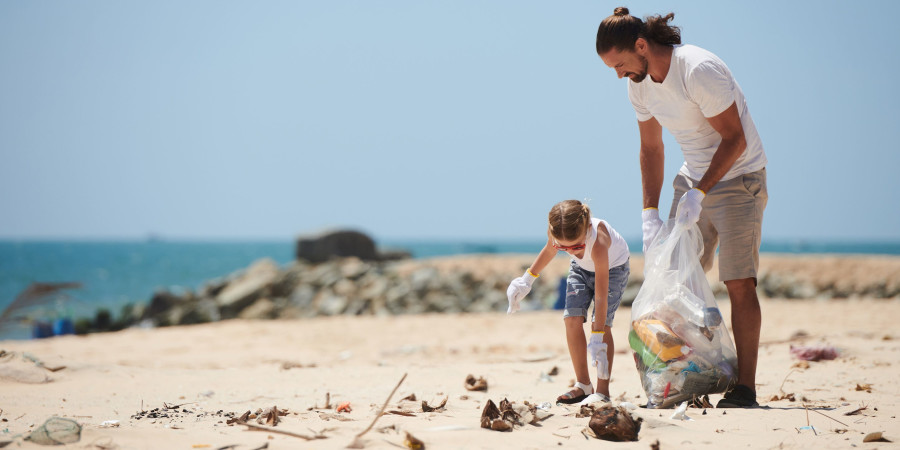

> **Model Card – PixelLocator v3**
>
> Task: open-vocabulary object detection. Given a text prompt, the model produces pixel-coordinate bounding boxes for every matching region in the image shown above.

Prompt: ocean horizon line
[3,238,900,257]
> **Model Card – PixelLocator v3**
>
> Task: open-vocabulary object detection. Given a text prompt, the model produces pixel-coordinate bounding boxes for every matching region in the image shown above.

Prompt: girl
[507,200,630,404]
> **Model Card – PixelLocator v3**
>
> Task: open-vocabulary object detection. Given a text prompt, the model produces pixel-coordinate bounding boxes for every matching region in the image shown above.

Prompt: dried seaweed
[480,399,513,432]
[281,361,316,370]
[464,375,487,392]
[479,398,544,432]
[403,431,425,449]
[227,410,251,425]
[421,397,448,413]
[255,406,283,426]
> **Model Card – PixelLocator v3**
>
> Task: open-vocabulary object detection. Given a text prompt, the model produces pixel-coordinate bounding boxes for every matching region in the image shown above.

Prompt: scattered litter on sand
[421,397,448,413]
[863,431,891,443]
[0,351,53,384]
[790,344,839,361]
[586,405,642,442]
[279,361,316,370]
[403,431,425,449]
[479,398,552,432]
[464,374,488,391]
[669,402,692,421]
[25,417,81,445]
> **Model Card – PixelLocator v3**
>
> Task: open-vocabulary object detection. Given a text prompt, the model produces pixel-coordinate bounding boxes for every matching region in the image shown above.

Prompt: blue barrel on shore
[31,318,75,339]
[32,321,54,339]
[53,318,75,336]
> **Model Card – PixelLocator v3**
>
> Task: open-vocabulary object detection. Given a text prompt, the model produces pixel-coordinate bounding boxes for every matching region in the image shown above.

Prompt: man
[596,7,768,408]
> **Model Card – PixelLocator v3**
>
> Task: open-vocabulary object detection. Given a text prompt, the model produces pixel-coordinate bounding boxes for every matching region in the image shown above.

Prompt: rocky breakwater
[135,255,578,327]
[128,251,900,329]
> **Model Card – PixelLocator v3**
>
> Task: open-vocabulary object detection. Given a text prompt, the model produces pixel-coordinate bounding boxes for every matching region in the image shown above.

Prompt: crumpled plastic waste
[669,402,692,421]
[579,393,611,405]
[26,417,81,445]
[790,344,839,361]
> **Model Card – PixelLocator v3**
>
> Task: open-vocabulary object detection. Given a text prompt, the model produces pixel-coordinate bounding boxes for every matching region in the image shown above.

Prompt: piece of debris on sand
[255,406,287,426]
[863,432,891,443]
[586,405,642,442]
[480,398,552,432]
[790,344,839,361]
[25,417,82,445]
[464,374,488,391]
[336,402,352,413]
[421,396,448,413]
[403,431,425,449]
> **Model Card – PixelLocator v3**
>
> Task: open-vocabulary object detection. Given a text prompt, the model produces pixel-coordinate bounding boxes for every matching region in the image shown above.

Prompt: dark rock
[179,298,221,325]
[144,290,185,321]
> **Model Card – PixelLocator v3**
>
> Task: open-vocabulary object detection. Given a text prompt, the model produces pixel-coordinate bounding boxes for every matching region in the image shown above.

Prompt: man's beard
[628,55,650,82]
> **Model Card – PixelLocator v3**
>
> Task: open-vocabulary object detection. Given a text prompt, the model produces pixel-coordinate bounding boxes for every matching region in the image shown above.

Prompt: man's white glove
[506,270,537,314]
[676,188,706,227]
[587,331,610,380]
[641,208,664,253]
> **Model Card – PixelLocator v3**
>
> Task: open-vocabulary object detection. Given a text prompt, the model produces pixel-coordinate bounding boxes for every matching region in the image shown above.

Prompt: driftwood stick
[243,423,326,440]
[355,373,408,439]
[809,408,849,427]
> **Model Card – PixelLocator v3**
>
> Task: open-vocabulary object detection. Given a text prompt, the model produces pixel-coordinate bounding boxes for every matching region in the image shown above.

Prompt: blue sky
[2,1,898,243]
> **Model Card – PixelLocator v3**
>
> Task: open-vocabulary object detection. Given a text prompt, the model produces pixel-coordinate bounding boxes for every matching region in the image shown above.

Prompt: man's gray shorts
[563,259,630,326]
[670,168,768,282]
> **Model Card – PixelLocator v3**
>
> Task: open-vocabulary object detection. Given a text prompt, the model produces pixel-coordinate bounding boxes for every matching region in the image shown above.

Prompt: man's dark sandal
[717,384,759,408]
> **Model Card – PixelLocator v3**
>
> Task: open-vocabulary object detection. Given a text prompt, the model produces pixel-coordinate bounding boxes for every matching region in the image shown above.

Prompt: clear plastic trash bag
[630,220,738,408]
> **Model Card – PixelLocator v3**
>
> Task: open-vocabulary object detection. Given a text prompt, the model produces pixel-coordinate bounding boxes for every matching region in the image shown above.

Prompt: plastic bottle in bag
[663,286,706,328]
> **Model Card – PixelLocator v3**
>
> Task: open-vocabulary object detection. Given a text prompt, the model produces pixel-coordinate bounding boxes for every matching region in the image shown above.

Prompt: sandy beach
[2,256,899,449]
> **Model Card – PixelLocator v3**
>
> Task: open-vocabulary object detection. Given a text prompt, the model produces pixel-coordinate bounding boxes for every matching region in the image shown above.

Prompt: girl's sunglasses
[553,243,585,252]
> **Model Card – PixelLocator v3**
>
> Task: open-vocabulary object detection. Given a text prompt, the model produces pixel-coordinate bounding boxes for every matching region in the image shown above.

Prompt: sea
[2,238,899,340]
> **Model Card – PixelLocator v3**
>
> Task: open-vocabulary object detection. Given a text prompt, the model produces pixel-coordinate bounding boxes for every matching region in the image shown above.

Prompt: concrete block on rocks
[296,230,379,263]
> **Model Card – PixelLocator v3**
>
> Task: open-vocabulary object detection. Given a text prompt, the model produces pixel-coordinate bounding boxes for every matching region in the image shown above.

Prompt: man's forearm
[697,135,746,193]
[640,145,665,209]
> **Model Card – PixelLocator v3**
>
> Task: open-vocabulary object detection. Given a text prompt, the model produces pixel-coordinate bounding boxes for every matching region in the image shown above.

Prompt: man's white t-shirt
[627,44,767,182]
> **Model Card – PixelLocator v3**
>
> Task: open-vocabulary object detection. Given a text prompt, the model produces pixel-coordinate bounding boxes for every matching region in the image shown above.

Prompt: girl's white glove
[506,270,537,314]
[641,208,664,253]
[587,331,610,380]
